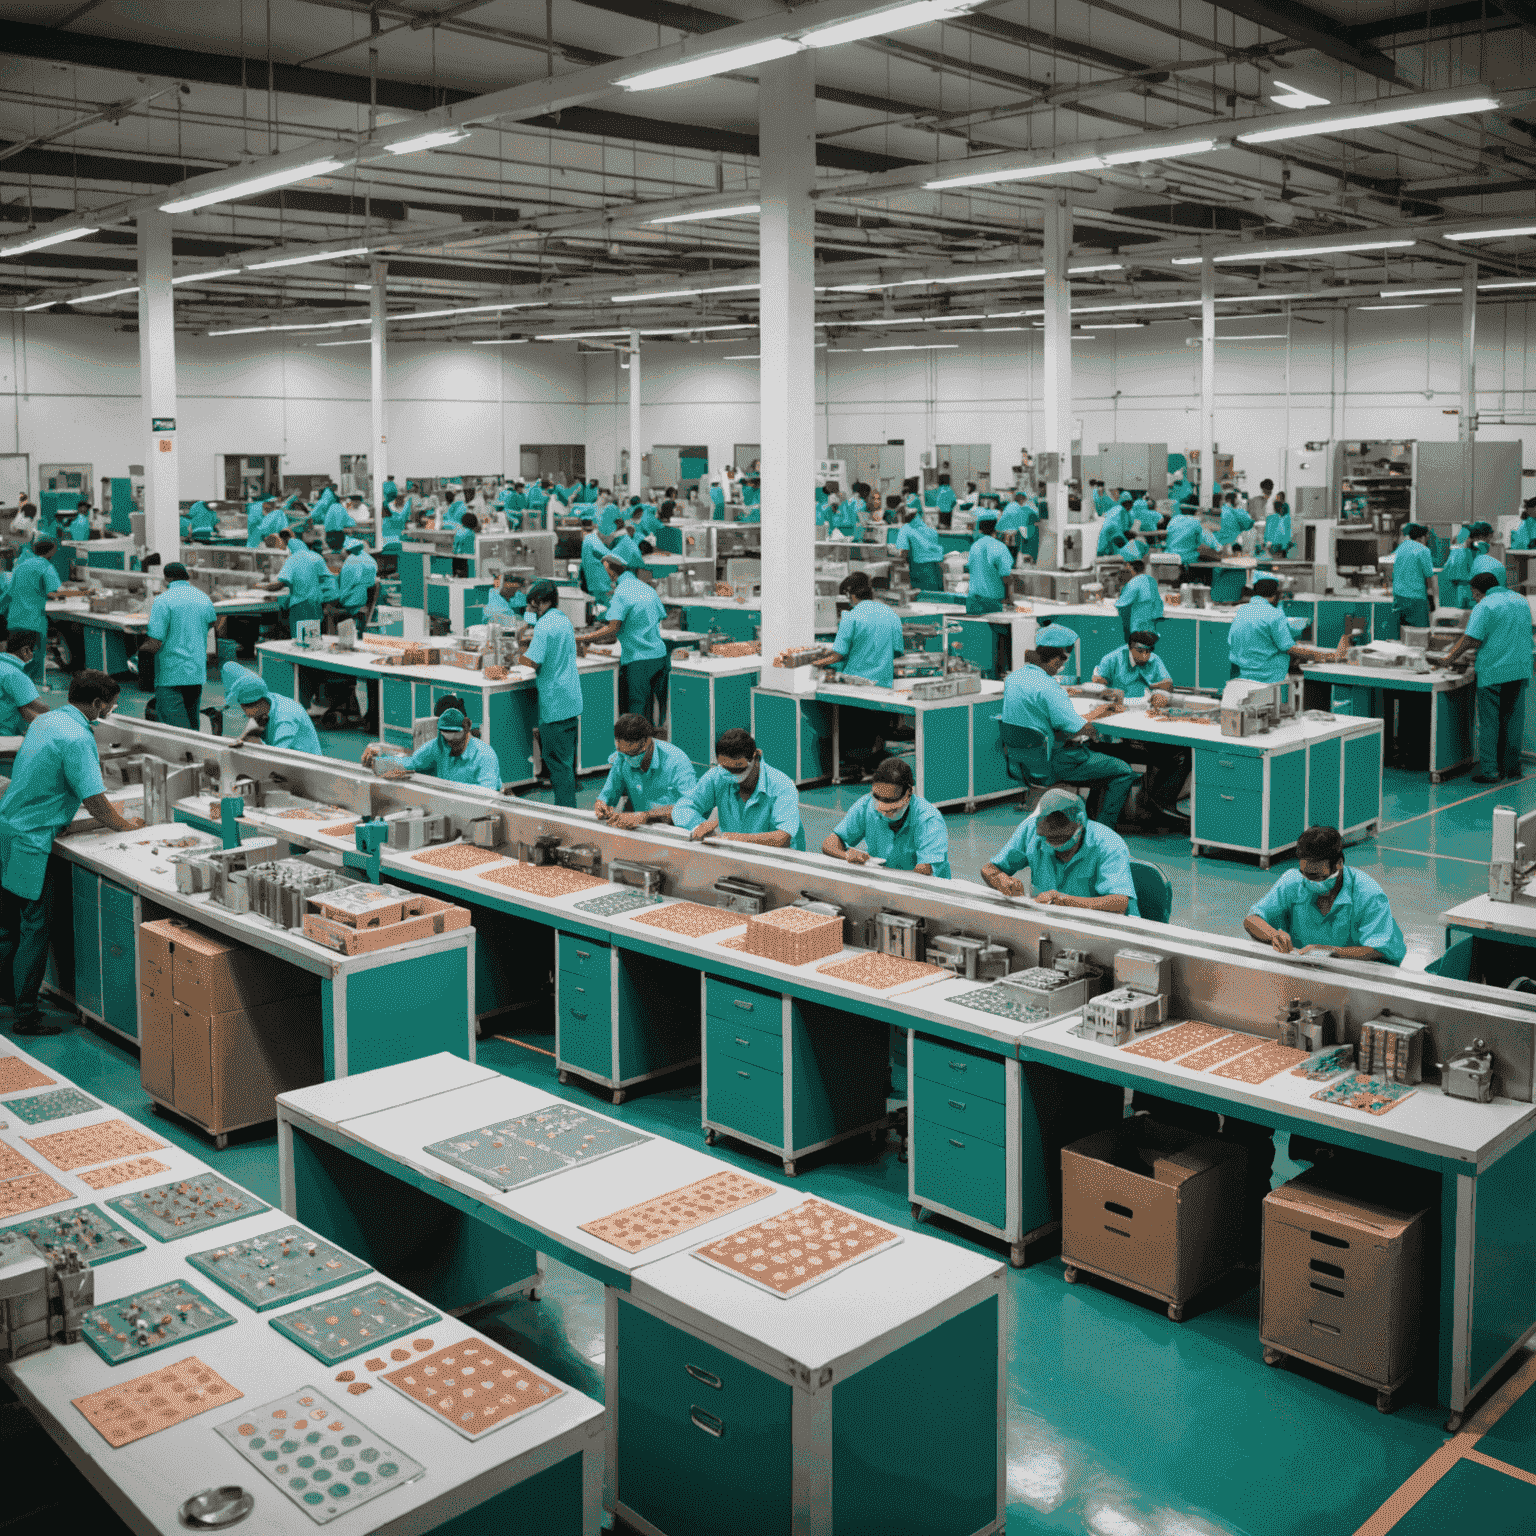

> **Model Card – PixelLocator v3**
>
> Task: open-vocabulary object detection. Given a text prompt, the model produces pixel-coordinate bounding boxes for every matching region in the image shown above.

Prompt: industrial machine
[1277,998,1336,1053]
[1220,678,1299,737]
[1073,948,1170,1043]
[927,931,1011,980]
[1444,1039,1496,1103]
[0,1228,93,1363]
[1489,805,1536,903]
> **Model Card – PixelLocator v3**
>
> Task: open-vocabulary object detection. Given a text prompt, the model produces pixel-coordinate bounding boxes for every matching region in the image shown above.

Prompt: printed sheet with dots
[423,1104,650,1193]
[80,1278,236,1365]
[692,1198,902,1299]
[0,1056,54,1094]
[218,1389,424,1525]
[380,1338,564,1440]
[269,1283,440,1367]
[24,1119,166,1173]
[188,1225,373,1312]
[1,1087,102,1125]
[72,1356,242,1448]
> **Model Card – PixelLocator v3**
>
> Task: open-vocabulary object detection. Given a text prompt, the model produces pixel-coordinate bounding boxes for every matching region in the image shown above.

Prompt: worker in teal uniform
[881,491,904,526]
[66,503,91,542]
[817,491,841,529]
[594,712,697,828]
[1001,623,1137,825]
[1094,633,1172,699]
[323,495,356,550]
[7,540,61,687]
[895,506,945,591]
[1262,497,1294,557]
[737,496,761,525]
[452,511,480,556]
[0,670,144,1035]
[966,513,1014,614]
[382,495,411,550]
[1095,500,1131,557]
[816,570,904,686]
[823,756,951,877]
[0,631,46,735]
[499,481,526,514]
[1469,524,1507,588]
[1513,500,1536,550]
[1217,494,1254,550]
[1245,825,1406,963]
[1441,525,1476,607]
[633,501,666,541]
[996,493,1037,551]
[484,571,527,623]
[186,501,219,540]
[1093,632,1188,822]
[1126,494,1159,534]
[380,477,398,505]
[608,524,645,572]
[671,726,805,849]
[223,662,322,754]
[932,476,957,517]
[981,787,1138,914]
[1229,578,1346,682]
[517,580,583,807]
[525,481,550,519]
[140,563,221,730]
[366,705,501,789]
[596,497,625,537]
[264,538,329,631]
[709,481,726,519]
[580,522,616,602]
[742,477,760,509]
[1390,524,1437,631]
[1164,507,1220,577]
[335,540,378,625]
[248,501,287,548]
[1444,570,1535,781]
[830,495,862,535]
[440,493,467,527]
[584,555,670,724]
[1090,482,1117,518]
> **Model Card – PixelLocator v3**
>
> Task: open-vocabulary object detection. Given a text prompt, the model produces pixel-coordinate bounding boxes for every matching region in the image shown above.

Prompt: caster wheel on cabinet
[1062,1266,1078,1284]
[611,1090,626,1106]
[1376,1391,1395,1414]
[1167,1303,1185,1322]
[1445,1413,1465,1434]
[1010,1243,1026,1268]
[215,1134,228,1151]
[704,1130,716,1145]
[783,1160,797,1176]
[910,1203,923,1222]
[526,1289,540,1303]
[558,1071,569,1085]
[1263,1348,1283,1367]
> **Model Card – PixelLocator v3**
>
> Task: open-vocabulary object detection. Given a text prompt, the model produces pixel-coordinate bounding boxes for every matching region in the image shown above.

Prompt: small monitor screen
[1335,538,1378,569]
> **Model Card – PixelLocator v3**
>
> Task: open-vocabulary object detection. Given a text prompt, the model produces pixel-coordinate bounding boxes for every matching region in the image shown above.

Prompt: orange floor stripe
[1462,1448,1536,1488]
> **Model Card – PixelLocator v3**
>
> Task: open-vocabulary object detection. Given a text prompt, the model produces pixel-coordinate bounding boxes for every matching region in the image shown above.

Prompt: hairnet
[221,661,269,706]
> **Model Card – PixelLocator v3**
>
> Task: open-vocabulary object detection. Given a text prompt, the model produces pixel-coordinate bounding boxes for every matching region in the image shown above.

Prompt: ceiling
[2,0,1535,348]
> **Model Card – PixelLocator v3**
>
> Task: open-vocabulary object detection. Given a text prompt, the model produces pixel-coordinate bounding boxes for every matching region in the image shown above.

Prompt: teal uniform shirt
[188,501,219,536]
[1127,498,1157,532]
[742,482,760,506]
[989,815,1139,915]
[1392,539,1434,599]
[833,792,951,878]
[500,487,527,512]
[1096,508,1129,556]
[7,551,60,634]
[738,503,760,524]
[967,535,1014,601]
[1472,551,1508,587]
[407,733,502,789]
[484,587,527,622]
[1217,505,1254,545]
[1514,518,1536,552]
[68,514,90,541]
[598,738,697,812]
[0,652,39,733]
[442,498,467,525]
[1095,644,1172,698]
[1166,512,1219,564]
[896,519,943,563]
[710,486,726,517]
[638,508,665,540]
[1442,541,1475,605]
[276,548,327,607]
[995,501,1035,534]
[337,551,377,609]
[934,486,956,514]
[672,763,806,850]
[597,503,625,537]
[0,704,106,898]
[247,510,286,547]
[831,502,862,534]
[1115,572,1164,635]
[0,569,10,625]
[1465,587,1535,685]
[1263,510,1293,555]
[1092,489,1117,518]
[452,526,476,555]
[831,600,904,687]
[527,608,583,722]
[146,582,218,687]
[383,510,409,547]
[1228,597,1299,683]
[609,532,643,571]
[1249,867,1405,965]
[262,693,322,754]
[380,479,398,504]
[816,500,835,528]
[582,533,615,599]
[324,502,353,537]
[318,567,339,605]
[605,572,667,663]
[525,485,549,513]
[1001,664,1082,750]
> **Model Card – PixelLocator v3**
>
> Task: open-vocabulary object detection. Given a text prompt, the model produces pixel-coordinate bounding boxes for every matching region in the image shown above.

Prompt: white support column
[1200,253,1217,509]
[137,212,179,562]
[1041,193,1073,567]
[757,49,817,665]
[1460,262,1478,523]
[628,328,642,493]
[370,260,389,543]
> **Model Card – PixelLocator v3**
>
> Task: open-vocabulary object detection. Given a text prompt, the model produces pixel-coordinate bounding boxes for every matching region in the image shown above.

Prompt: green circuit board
[0,1203,145,1267]
[81,1278,236,1365]
[188,1225,373,1312]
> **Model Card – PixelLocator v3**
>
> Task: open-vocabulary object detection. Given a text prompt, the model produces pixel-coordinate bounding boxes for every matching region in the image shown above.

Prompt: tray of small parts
[573,888,664,917]
[188,1225,373,1311]
[951,984,1055,1024]
[81,1278,236,1365]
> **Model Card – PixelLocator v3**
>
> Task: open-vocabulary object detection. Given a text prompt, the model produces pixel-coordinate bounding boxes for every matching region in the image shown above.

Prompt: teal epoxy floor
[6,662,1535,1533]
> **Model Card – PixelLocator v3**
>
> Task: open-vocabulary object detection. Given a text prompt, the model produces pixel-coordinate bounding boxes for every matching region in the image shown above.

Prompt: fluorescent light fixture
[724,352,761,359]
[210,317,371,336]
[1445,225,1536,242]
[314,339,372,347]
[173,268,239,284]
[1379,286,1458,298]
[1217,333,1288,339]
[1101,139,1219,166]
[393,301,541,321]
[247,246,369,271]
[1236,95,1498,145]
[981,325,1029,331]
[863,343,959,351]
[471,338,529,346]
[1078,322,1144,329]
[618,39,801,91]
[932,267,1042,285]
[1070,335,1096,340]
[1069,263,1124,274]
[68,286,139,304]
[647,204,760,225]
[22,300,57,311]
[1212,239,1416,263]
[1271,80,1330,110]
[926,155,1104,191]
[384,127,471,155]
[1479,279,1536,290]
[1356,303,1427,311]
[802,0,976,48]
[0,226,99,259]
[535,328,632,340]
[161,157,347,214]
[639,322,757,335]
[612,282,760,302]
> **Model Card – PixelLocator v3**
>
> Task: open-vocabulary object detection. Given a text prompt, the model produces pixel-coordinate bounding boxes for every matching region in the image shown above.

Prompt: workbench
[668,655,761,773]
[256,638,619,786]
[0,1046,594,1534]
[1093,705,1383,866]
[1301,662,1476,782]
[276,1054,1007,1536]
[46,596,285,681]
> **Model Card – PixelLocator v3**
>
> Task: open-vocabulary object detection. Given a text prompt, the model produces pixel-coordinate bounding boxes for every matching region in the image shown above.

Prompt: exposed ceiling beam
[1346,2,1519,42]
[1209,0,1406,85]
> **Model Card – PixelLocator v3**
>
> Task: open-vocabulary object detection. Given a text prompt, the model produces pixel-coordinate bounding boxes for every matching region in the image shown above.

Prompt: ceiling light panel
[161,158,347,214]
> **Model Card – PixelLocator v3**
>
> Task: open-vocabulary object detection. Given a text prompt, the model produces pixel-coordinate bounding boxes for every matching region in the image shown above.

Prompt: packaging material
[1062,1120,1246,1310]
[744,907,844,966]
[138,980,175,1103]
[306,884,415,929]
[302,895,470,956]
[1261,1173,1425,1390]
[169,996,323,1136]
[139,918,316,1016]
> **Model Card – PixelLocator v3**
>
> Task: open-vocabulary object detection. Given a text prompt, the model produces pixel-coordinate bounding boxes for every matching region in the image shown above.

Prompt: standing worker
[263,536,329,633]
[364,703,501,789]
[670,728,805,848]
[222,663,322,753]
[323,494,355,551]
[1164,505,1220,578]
[140,563,222,730]
[1513,499,1536,550]
[583,554,670,726]
[333,540,378,628]
[580,520,616,602]
[1441,525,1476,608]
[895,506,945,592]
[811,570,905,775]
[1114,551,1164,642]
[822,756,951,877]
[7,539,61,689]
[593,713,697,829]
[517,580,583,807]
[0,672,145,1036]
[1228,578,1347,683]
[1262,496,1294,558]
[1217,493,1253,551]
[1390,524,1437,632]
[484,571,527,623]
[1470,524,1507,588]
[1444,570,1534,782]
[966,513,1014,615]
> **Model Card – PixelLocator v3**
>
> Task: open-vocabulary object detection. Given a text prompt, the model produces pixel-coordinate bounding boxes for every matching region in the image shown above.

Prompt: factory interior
[7,2,1536,1534]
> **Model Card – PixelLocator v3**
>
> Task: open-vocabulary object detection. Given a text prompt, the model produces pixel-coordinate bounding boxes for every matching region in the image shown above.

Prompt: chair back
[1129,859,1173,924]
[994,718,1051,785]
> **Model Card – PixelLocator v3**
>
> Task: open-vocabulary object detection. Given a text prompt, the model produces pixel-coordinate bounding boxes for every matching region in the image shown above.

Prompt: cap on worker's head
[437,708,470,734]
[221,662,270,707]
[1253,577,1281,598]
[977,513,998,528]
[1120,491,1133,503]
[1404,523,1427,539]
[344,538,365,554]
[1471,521,1494,540]
[526,578,558,607]
[602,551,627,570]
[1034,623,1079,649]
[163,562,189,581]
[1036,786,1088,828]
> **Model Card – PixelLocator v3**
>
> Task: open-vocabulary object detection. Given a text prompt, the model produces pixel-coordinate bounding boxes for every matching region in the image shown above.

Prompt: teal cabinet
[671,666,759,775]
[1157,618,1198,689]
[751,689,831,785]
[63,869,143,1041]
[577,666,618,773]
[70,865,102,1018]
[261,652,296,697]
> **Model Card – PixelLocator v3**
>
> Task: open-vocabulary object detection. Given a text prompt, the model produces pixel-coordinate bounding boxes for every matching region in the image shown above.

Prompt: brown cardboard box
[138,916,182,988]
[1261,1173,1424,1390]
[169,995,324,1136]
[141,918,317,1016]
[139,981,175,1102]
[1062,1120,1247,1310]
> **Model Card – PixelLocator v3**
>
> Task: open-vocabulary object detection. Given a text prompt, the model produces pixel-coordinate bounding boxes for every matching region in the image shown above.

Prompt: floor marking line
[1351,1440,1466,1536]
[1379,782,1521,834]
[1463,1448,1536,1487]
[1459,1347,1536,1444]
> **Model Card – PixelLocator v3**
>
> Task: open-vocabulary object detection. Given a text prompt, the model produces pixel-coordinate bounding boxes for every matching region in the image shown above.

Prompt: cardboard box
[302,895,470,956]
[745,907,844,966]
[1261,1173,1425,1389]
[1062,1120,1247,1309]
[139,981,175,1102]
[141,917,317,1016]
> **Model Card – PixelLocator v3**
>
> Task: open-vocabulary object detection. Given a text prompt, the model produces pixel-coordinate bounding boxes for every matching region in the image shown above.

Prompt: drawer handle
[948,1137,965,1149]
[947,1099,966,1111]
[1221,794,1235,802]
[690,1407,725,1438]
[1218,759,1235,768]
[733,999,754,1012]
[734,1037,750,1047]
[570,1009,587,1020]
[574,949,591,961]
[684,1364,722,1390]
[737,1070,750,1079]
[946,1060,968,1072]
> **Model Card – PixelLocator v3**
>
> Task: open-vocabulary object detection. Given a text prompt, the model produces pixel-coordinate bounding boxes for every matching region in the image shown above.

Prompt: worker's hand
[593,800,611,821]
[844,847,870,865]
[1269,929,1294,954]
[689,816,718,843]
[1334,636,1351,657]
[1034,889,1066,905]
[361,743,382,765]
[118,817,146,832]
[1298,944,1336,955]
[610,812,645,830]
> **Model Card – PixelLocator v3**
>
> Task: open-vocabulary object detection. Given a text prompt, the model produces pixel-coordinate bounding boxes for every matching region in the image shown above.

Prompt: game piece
[0,1203,145,1267]
[187,1225,372,1312]
[1311,1073,1419,1116]
[424,1104,650,1193]
[270,1283,440,1367]
[1119,1020,1230,1062]
[80,1278,236,1365]
[74,1357,242,1448]
[2,1087,102,1125]
[381,1338,564,1440]
[364,1357,385,1371]
[78,1157,171,1190]
[346,1383,370,1395]
[107,1176,269,1242]
[693,1198,901,1299]
[24,1119,166,1171]
[580,1170,776,1254]
[0,1057,54,1094]
[0,1172,72,1220]
[1212,1041,1311,1084]
[217,1388,423,1525]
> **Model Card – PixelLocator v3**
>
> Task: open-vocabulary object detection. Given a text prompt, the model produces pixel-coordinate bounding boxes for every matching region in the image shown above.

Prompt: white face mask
[873,794,911,821]
[723,761,755,784]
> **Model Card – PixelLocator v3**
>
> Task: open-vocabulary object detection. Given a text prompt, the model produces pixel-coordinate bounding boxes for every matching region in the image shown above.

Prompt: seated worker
[966,513,1014,615]
[932,475,957,518]
[1001,622,1138,826]
[1470,524,1507,588]
[1094,632,1172,698]
[1164,506,1220,576]
[1114,551,1164,641]
[594,712,697,829]
[1444,570,1535,782]
[0,631,48,735]
[980,787,1138,914]
[1126,493,1160,534]
[246,499,286,548]
[441,492,468,526]
[817,490,841,529]
[1243,824,1405,963]
[822,756,951,877]
[186,500,219,540]
[1262,496,1294,558]
[583,555,670,724]
[635,499,666,541]
[1229,578,1348,682]
[996,493,1042,563]
[323,494,356,550]
[364,703,501,789]
[580,520,616,602]
[484,570,527,623]
[1095,498,1131,557]
[1090,482,1117,518]
[1390,523,1437,631]
[895,506,945,591]
[829,494,862,535]
[608,523,645,572]
[382,494,412,550]
[1513,498,1536,551]
[67,502,91,542]
[222,662,322,754]
[671,727,806,849]
[1094,632,1188,824]
[596,496,625,538]
[452,511,480,576]
[709,479,727,519]
[814,571,904,687]
[1216,493,1253,550]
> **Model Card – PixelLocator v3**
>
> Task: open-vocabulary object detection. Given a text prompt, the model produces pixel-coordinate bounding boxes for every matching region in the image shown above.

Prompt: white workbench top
[668,654,763,678]
[47,594,283,628]
[257,637,618,689]
[1095,704,1383,752]
[660,593,761,613]
[1302,661,1472,692]
[1440,892,1536,940]
[807,677,1005,711]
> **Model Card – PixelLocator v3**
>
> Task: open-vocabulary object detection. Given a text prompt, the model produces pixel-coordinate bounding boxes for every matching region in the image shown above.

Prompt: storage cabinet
[63,867,154,1041]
